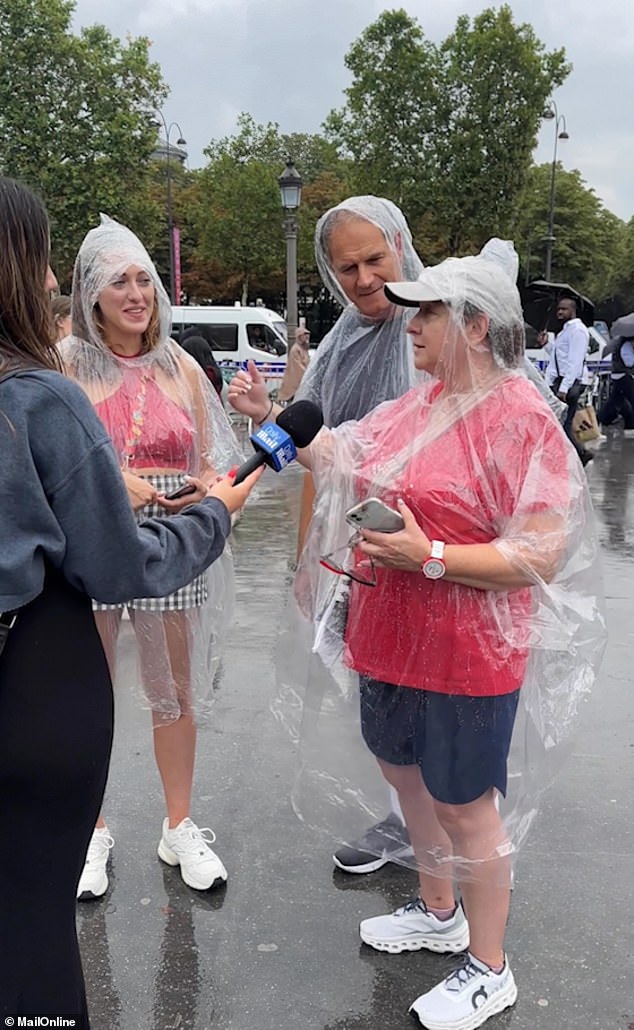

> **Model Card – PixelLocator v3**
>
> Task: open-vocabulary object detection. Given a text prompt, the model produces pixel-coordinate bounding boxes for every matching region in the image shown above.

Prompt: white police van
[171,305,288,392]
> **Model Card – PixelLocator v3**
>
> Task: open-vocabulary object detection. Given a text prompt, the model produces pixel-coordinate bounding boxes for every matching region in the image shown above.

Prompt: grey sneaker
[360,897,469,954]
[333,814,412,874]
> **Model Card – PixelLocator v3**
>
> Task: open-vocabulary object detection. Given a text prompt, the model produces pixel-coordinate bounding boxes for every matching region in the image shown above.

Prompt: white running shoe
[410,953,517,1030]
[359,897,469,954]
[157,817,227,890]
[77,827,114,901]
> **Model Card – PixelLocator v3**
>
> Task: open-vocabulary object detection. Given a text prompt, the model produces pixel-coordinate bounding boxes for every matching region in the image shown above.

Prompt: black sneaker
[333,814,412,874]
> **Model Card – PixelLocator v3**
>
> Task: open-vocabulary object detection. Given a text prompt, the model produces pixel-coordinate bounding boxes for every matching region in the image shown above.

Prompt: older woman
[229,241,605,1030]
[62,216,242,899]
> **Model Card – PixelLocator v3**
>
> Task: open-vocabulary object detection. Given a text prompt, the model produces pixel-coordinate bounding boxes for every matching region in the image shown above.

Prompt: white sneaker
[77,827,114,900]
[410,953,517,1030]
[157,817,227,890]
[359,897,469,954]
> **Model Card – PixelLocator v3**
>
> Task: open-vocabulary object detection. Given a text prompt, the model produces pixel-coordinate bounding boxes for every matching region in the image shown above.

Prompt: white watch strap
[430,540,445,560]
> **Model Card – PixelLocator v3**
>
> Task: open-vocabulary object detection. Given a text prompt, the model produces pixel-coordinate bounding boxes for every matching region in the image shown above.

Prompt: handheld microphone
[232,400,324,485]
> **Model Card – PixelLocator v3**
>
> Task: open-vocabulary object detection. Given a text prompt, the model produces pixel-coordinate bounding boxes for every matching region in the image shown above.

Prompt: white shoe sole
[77,871,109,901]
[333,853,389,874]
[333,844,414,875]
[157,839,228,891]
[410,978,517,1030]
[360,922,469,955]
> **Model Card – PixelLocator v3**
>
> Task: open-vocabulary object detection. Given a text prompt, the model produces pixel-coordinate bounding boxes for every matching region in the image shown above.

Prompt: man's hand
[557,391,568,403]
[227,361,270,422]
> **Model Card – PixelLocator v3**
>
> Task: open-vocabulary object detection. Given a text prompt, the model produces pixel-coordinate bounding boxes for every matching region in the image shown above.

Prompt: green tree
[326,6,569,254]
[609,215,634,311]
[191,114,348,304]
[324,9,438,214]
[514,163,624,301]
[0,0,167,285]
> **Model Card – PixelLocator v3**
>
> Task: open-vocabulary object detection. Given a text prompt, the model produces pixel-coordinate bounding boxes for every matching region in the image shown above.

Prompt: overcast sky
[73,0,634,221]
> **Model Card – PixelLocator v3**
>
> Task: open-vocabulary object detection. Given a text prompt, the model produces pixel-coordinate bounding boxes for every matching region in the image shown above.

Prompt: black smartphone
[164,482,197,501]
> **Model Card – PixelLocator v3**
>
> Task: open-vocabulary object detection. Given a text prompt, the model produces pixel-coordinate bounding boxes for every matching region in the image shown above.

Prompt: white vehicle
[171,305,288,391]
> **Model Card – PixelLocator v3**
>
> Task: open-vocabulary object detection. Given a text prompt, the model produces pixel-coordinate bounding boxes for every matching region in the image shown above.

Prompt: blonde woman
[62,216,243,898]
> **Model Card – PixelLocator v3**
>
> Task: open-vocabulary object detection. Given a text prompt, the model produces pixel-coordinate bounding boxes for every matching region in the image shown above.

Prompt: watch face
[423,558,445,580]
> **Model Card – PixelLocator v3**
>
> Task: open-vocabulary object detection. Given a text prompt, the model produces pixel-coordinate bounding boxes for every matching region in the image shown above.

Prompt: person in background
[179,333,224,399]
[0,175,260,1026]
[538,297,592,465]
[62,215,243,901]
[597,323,634,436]
[51,294,71,341]
[278,325,311,405]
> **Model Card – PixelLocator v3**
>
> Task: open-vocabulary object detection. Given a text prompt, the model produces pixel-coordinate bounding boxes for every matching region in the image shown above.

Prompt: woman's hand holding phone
[157,476,208,512]
[357,499,431,571]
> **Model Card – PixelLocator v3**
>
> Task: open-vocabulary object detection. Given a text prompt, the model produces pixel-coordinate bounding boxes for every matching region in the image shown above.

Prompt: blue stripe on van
[218,360,286,375]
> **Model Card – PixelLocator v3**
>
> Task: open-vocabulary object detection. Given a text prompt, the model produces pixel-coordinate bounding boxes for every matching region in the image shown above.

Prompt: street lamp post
[542,101,569,281]
[278,157,302,351]
[154,111,187,304]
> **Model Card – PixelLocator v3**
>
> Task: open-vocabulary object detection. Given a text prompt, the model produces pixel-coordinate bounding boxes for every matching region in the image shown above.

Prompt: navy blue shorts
[359,676,520,805]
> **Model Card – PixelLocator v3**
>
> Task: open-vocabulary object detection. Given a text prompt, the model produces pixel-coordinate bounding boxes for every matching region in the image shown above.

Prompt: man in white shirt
[538,297,591,464]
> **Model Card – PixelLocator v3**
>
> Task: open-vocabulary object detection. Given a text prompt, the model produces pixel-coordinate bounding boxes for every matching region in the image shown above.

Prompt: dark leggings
[0,569,113,1027]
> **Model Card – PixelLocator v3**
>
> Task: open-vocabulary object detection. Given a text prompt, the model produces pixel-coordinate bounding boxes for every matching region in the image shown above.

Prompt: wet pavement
[80,431,634,1030]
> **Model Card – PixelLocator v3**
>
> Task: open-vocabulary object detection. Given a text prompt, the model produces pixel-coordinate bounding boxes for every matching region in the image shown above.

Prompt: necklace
[121,370,151,468]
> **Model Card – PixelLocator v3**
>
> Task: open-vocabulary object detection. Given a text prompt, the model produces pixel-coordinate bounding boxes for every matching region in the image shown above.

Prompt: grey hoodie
[0,370,231,611]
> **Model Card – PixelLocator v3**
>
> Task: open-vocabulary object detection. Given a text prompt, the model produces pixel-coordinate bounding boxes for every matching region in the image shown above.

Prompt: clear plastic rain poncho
[61,215,242,725]
[274,239,606,886]
[296,196,424,425]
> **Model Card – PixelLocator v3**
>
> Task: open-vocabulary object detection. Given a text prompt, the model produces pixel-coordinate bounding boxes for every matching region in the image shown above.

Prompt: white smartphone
[345,497,405,533]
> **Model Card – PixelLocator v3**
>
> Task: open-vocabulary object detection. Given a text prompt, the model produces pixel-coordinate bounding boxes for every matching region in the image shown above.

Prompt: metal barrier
[527,356,612,414]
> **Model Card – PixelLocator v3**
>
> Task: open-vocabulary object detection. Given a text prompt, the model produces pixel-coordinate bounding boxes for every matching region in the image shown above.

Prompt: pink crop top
[95,369,195,471]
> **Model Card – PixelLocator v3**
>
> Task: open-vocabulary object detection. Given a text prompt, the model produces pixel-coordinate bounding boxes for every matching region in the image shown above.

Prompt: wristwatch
[421,540,446,580]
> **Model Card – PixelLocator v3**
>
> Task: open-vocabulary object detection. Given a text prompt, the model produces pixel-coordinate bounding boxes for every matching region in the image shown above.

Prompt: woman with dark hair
[0,177,261,1025]
[179,332,224,398]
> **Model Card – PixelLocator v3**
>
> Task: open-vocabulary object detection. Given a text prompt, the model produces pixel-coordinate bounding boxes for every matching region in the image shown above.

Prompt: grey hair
[459,300,524,370]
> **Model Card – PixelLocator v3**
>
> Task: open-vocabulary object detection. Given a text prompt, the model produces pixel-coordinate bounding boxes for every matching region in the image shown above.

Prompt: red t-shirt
[343,377,571,696]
